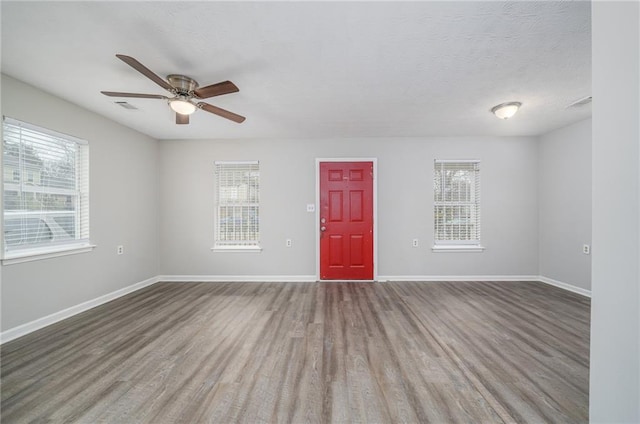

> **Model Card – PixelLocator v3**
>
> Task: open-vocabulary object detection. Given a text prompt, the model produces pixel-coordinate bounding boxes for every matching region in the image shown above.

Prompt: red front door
[319,161,374,280]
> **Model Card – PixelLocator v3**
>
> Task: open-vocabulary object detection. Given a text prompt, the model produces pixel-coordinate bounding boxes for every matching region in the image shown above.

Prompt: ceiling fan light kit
[101,54,245,125]
[491,101,522,120]
[169,98,197,115]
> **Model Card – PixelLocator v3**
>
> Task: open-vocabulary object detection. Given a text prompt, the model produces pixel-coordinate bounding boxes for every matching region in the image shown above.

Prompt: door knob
[320,226,327,232]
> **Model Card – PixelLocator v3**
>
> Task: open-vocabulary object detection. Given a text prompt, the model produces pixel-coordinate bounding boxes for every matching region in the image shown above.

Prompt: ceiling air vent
[115,101,138,110]
[566,96,592,109]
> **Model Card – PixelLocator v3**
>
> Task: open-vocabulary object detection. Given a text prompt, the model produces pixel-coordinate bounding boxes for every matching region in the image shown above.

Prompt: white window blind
[214,161,260,248]
[3,117,90,256]
[434,160,480,245]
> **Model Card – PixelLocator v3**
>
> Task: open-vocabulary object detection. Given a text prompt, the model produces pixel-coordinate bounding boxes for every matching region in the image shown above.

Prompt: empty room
[0,1,638,423]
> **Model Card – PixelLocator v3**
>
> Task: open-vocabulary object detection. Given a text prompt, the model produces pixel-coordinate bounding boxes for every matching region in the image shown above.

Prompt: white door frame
[315,158,378,282]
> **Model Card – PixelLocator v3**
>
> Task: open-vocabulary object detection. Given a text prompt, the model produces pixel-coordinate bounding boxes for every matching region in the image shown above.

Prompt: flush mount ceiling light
[169,97,197,115]
[566,96,592,109]
[491,102,522,120]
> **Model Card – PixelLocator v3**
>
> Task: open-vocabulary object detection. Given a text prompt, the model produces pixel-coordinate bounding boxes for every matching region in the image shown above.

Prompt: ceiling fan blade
[193,81,239,99]
[176,113,189,125]
[101,91,168,99]
[115,54,173,92]
[197,102,246,123]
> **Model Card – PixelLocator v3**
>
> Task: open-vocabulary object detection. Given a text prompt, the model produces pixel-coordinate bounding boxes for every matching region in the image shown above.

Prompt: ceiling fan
[101,54,245,125]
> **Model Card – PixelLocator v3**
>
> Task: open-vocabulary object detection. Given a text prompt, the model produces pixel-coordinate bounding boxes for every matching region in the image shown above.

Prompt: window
[433,160,482,251]
[213,161,260,250]
[3,117,90,262]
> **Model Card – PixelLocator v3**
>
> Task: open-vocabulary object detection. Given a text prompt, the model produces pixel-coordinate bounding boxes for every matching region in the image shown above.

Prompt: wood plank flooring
[1,281,590,423]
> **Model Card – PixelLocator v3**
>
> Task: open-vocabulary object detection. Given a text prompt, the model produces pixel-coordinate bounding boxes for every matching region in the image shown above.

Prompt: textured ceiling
[1,1,591,140]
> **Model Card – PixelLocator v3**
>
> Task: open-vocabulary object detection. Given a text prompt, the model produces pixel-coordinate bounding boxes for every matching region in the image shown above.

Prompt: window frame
[2,117,93,264]
[432,159,484,253]
[211,160,261,252]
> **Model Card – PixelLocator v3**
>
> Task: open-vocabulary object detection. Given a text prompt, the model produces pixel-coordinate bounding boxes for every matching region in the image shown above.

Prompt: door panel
[320,161,374,280]
[329,191,343,221]
[350,191,364,221]
[350,235,364,266]
[329,235,343,266]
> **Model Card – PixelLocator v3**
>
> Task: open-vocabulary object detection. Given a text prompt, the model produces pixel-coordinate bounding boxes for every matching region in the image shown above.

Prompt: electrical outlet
[117,245,124,255]
[306,204,315,212]
[412,239,419,248]
[582,244,590,255]
[286,239,292,248]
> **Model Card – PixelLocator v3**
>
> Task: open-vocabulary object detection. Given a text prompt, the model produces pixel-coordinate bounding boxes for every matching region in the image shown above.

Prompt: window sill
[2,243,96,265]
[211,246,262,253]
[432,245,485,253]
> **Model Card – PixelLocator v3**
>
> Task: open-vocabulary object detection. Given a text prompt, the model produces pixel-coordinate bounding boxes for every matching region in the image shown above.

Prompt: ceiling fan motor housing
[167,74,199,95]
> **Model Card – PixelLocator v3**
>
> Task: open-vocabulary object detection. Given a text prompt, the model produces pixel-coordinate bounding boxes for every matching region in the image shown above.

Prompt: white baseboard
[538,275,591,298]
[377,275,540,282]
[156,275,317,283]
[157,275,538,283]
[379,274,591,297]
[0,276,160,345]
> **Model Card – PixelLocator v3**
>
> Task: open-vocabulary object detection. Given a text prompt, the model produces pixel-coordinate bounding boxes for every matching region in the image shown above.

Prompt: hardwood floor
[1,281,590,423]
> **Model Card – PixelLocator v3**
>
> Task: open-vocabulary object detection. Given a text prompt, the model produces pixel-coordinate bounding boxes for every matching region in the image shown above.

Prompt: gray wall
[538,118,592,290]
[159,136,539,278]
[0,75,160,331]
[590,1,640,422]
